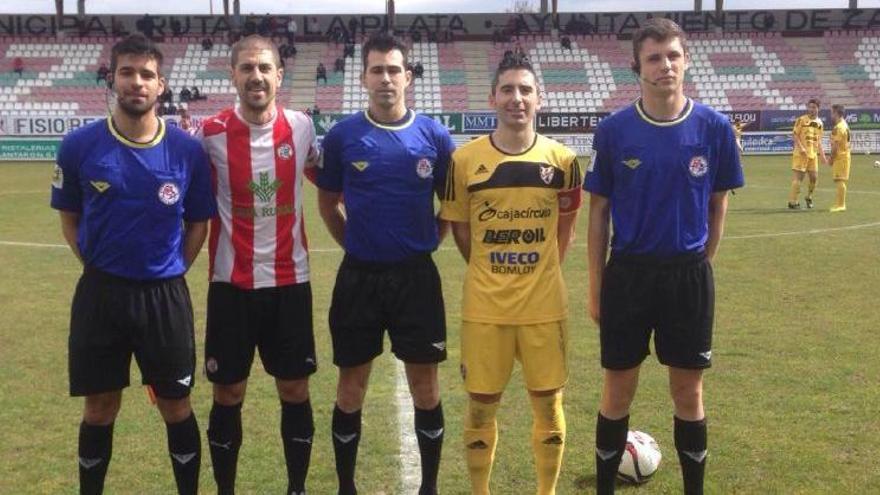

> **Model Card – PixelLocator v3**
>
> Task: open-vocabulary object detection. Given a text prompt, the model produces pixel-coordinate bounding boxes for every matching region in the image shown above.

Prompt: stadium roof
[3,0,880,15]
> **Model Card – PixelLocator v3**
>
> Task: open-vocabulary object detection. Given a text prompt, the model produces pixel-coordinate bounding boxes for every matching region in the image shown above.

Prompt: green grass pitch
[1,155,879,493]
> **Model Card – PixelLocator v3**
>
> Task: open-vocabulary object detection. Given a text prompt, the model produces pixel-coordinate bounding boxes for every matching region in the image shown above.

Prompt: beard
[240,82,275,113]
[116,94,157,118]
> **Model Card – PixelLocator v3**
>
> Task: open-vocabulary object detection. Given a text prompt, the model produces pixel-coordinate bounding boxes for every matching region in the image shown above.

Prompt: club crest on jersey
[623,158,641,170]
[416,158,434,179]
[539,165,555,185]
[52,164,63,189]
[689,155,708,177]
[277,143,293,160]
[158,182,180,205]
[352,161,369,171]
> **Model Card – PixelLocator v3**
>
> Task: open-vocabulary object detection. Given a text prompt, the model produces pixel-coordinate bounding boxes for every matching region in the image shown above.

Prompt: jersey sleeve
[50,134,82,212]
[432,124,456,195]
[183,141,218,222]
[439,152,470,223]
[583,124,613,197]
[558,151,583,215]
[316,126,343,192]
[713,118,745,192]
[290,111,320,185]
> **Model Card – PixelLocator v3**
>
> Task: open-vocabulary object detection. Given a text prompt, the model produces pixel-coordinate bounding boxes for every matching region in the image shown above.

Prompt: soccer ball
[617,430,662,484]
[873,160,880,168]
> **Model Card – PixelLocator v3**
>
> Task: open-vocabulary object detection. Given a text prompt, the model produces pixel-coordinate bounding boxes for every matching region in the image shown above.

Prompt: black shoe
[788,202,800,209]
[805,197,814,209]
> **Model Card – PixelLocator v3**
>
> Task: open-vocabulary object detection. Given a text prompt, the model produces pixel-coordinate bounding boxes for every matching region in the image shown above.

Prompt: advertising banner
[462,113,498,134]
[0,138,61,160]
[536,113,608,134]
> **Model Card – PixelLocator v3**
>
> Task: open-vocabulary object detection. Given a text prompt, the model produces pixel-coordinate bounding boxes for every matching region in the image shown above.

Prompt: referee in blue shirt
[316,33,454,495]
[584,19,743,495]
[50,35,215,495]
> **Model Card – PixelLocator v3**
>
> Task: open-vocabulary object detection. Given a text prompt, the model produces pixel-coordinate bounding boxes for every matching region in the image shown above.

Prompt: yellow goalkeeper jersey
[440,134,582,324]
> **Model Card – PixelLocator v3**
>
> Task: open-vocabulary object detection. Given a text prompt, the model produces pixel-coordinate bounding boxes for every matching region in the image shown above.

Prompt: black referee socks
[332,405,362,495]
[208,401,243,495]
[78,421,114,495]
[281,399,314,495]
[595,412,629,495]
[415,402,444,495]
[674,416,708,495]
[166,413,201,495]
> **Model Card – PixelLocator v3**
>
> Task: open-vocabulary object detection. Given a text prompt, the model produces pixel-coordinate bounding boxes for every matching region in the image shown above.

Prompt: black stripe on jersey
[468,161,565,192]
[443,159,456,201]
[568,157,582,189]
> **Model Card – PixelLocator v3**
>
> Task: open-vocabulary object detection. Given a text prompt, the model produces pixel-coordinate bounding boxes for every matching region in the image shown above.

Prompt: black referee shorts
[68,268,196,399]
[205,281,316,384]
[599,252,714,370]
[329,253,447,367]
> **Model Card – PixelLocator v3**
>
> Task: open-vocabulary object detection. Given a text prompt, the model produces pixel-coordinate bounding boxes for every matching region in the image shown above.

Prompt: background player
[731,117,749,159]
[828,104,851,212]
[200,35,318,495]
[584,19,743,495]
[316,32,455,495]
[440,54,582,495]
[50,35,215,495]
[789,98,827,209]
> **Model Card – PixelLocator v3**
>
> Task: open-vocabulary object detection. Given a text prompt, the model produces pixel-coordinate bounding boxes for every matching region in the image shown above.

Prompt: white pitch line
[0,189,45,196]
[395,359,421,494]
[741,184,880,196]
[725,221,880,240]
[5,220,880,251]
[0,240,69,249]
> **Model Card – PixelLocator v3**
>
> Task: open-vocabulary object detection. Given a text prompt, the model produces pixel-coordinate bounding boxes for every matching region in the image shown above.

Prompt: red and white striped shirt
[201,106,316,289]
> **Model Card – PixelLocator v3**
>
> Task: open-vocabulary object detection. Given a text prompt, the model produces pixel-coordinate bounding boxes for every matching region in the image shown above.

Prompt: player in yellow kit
[440,54,582,495]
[789,98,828,209]
[732,118,749,159]
[828,104,851,212]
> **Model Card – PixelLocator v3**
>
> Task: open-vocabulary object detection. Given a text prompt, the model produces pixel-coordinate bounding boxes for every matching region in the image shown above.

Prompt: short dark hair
[361,32,408,70]
[832,103,845,116]
[631,18,687,74]
[110,34,164,75]
[808,98,821,107]
[491,52,538,94]
[230,35,281,68]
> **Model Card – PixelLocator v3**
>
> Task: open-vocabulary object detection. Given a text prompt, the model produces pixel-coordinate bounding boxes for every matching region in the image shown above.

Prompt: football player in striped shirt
[316,32,454,495]
[440,53,582,495]
[585,19,743,495]
[789,98,828,209]
[200,35,319,495]
[828,104,851,212]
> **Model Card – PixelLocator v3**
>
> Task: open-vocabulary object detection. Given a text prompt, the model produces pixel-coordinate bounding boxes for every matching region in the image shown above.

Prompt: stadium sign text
[7,116,100,136]
[3,10,880,37]
[536,113,608,133]
[0,138,60,160]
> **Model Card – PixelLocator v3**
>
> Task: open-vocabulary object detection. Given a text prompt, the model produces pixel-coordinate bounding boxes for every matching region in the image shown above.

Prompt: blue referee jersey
[50,118,216,280]
[317,110,455,262]
[584,98,744,256]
